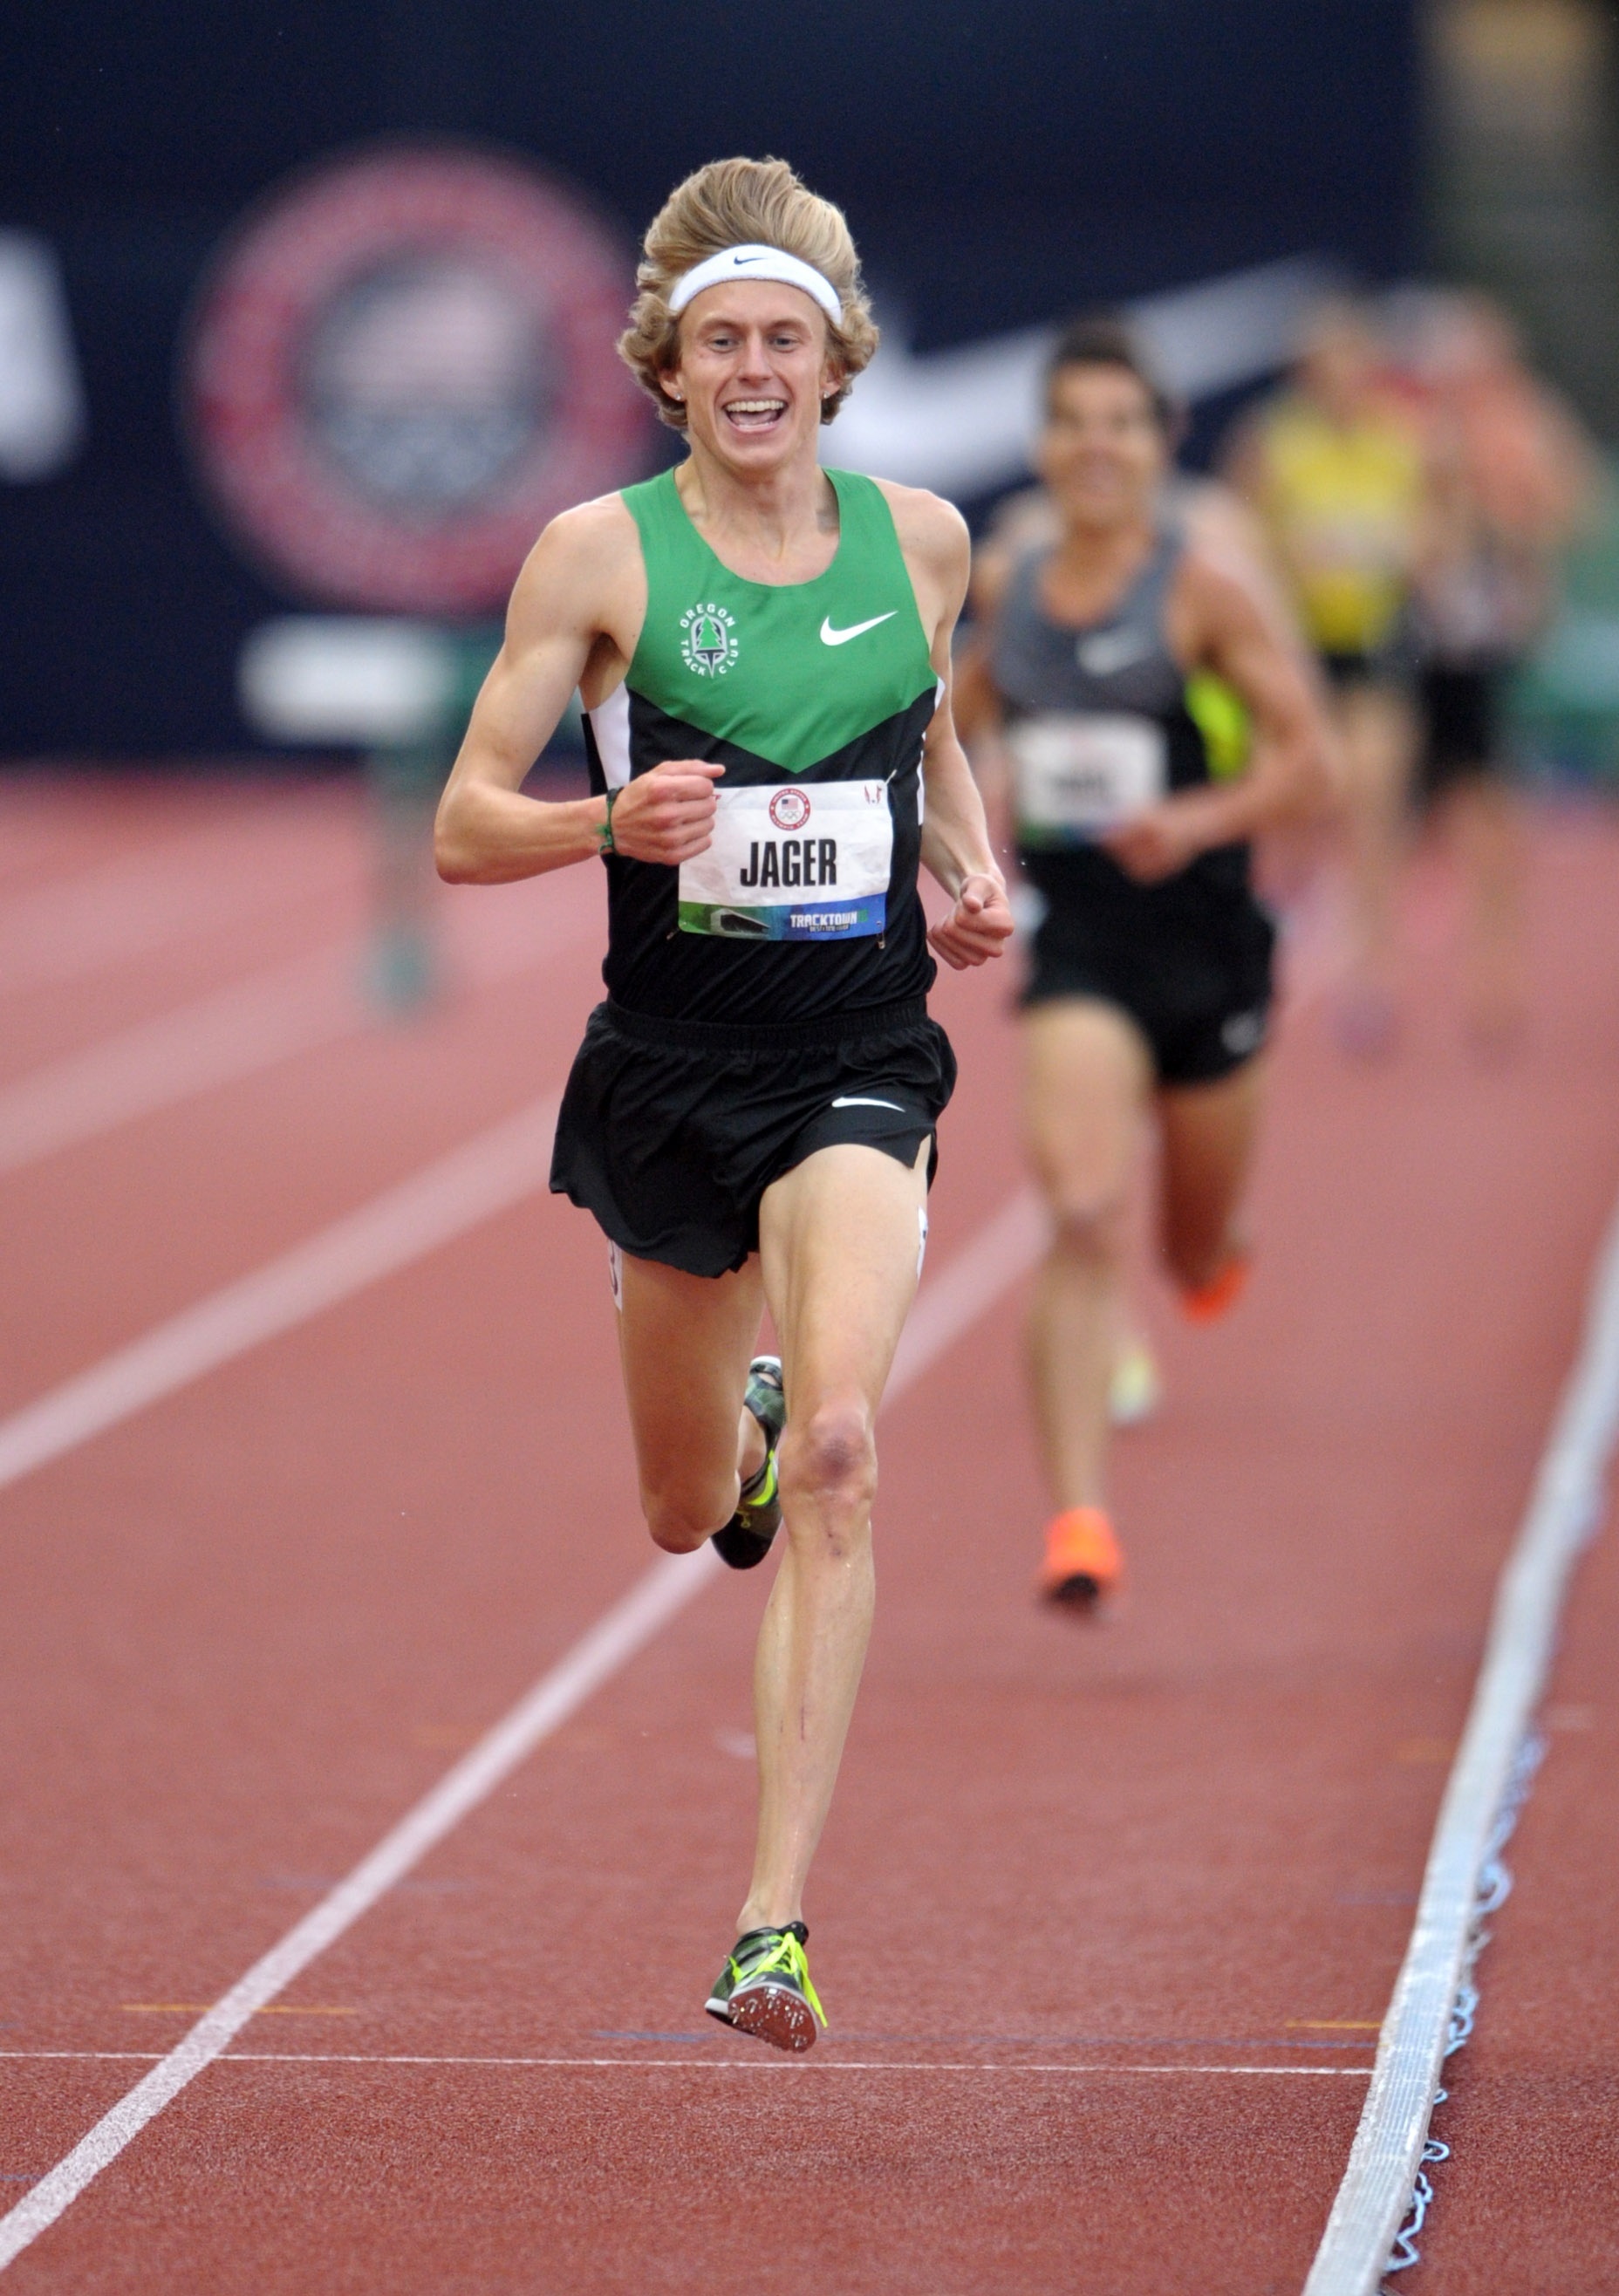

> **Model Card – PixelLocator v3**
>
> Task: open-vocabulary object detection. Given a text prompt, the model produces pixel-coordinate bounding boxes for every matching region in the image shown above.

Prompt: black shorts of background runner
[551,998,956,1278]
[1319,646,1411,690]
[1415,659,1507,804]
[1021,851,1275,1087]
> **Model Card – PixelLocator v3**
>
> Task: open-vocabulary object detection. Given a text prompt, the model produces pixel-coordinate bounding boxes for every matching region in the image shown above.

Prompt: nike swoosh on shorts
[830,1096,905,1111]
[820,612,898,646]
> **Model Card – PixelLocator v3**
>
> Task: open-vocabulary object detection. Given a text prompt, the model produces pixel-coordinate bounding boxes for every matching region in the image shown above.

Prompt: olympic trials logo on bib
[680,600,739,677]
[768,788,811,831]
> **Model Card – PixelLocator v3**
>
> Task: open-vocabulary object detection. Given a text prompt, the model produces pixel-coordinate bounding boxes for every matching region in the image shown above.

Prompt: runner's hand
[607,760,724,864]
[1100,802,1206,884]
[928,874,1014,969]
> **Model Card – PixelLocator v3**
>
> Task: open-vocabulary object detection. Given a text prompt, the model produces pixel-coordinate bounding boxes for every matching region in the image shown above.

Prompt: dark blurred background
[2,0,1616,762]
[3,0,1422,755]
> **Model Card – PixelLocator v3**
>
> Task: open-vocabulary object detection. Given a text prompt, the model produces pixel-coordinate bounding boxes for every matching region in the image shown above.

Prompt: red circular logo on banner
[185,146,649,614]
[769,789,813,830]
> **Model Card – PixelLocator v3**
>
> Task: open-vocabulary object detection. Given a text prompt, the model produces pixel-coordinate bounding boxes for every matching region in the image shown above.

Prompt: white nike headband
[666,244,844,326]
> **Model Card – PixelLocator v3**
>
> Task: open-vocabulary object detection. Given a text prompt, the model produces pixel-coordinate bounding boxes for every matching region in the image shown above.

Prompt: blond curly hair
[618,157,878,429]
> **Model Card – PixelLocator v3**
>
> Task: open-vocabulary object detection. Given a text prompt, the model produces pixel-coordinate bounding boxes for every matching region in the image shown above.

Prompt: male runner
[435,158,1011,2049]
[960,318,1329,1608]
[1223,301,1424,1052]
[1403,291,1593,1049]
[970,461,1312,1432]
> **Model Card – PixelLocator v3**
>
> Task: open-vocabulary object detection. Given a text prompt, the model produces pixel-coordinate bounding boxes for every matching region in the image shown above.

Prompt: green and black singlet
[584,466,940,1028]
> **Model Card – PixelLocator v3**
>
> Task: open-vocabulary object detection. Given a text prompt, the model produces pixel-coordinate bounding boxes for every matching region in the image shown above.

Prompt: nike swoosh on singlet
[820,612,898,646]
[1076,628,1154,675]
[830,1096,905,1111]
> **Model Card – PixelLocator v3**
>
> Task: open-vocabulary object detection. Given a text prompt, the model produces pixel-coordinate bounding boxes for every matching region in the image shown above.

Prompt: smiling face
[662,281,843,475]
[1296,312,1383,425]
[1037,361,1167,537]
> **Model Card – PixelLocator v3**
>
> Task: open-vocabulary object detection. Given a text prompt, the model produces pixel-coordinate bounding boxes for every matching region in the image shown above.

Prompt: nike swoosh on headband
[820,612,897,646]
[667,245,844,324]
[830,1096,905,1111]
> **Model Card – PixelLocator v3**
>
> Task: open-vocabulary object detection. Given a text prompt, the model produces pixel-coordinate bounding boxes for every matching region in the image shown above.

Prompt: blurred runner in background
[959,318,1330,1609]
[1224,299,1424,1052]
[973,434,1315,1433]
[1397,290,1596,1050]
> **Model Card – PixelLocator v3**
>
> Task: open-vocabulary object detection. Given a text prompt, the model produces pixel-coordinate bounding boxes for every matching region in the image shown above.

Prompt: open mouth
[721,398,788,434]
[1066,462,1133,500]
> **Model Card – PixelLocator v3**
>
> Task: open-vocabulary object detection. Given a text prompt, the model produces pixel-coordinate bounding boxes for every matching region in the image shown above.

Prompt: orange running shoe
[1180,1247,1250,1325]
[1038,1506,1124,1610]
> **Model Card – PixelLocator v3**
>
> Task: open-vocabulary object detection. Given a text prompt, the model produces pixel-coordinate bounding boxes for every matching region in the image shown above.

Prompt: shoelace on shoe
[729,1928,826,2026]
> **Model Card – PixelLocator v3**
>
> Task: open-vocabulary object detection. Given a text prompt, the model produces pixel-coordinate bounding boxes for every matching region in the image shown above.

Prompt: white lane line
[1304,1181,1619,2296]
[1274,878,1343,1023]
[0,875,598,1182]
[0,947,352,1179]
[889,1186,1043,1390]
[0,1186,1043,2269]
[0,803,359,989]
[0,2051,1370,2077]
[0,1096,560,1496]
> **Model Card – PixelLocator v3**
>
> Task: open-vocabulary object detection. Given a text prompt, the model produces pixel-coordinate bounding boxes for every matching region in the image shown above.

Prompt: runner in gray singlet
[958,316,1332,1609]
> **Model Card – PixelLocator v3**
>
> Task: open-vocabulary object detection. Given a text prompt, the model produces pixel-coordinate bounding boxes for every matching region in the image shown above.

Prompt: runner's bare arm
[879,483,1014,970]
[949,627,1019,871]
[1102,551,1333,885]
[435,498,722,884]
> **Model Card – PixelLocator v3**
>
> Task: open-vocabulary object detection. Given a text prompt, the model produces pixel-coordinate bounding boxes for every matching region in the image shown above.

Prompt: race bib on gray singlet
[678,780,893,940]
[1008,712,1167,844]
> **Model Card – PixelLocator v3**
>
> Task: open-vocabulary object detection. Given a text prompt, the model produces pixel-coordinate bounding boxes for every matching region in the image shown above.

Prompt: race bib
[1009,713,1167,844]
[679,780,893,941]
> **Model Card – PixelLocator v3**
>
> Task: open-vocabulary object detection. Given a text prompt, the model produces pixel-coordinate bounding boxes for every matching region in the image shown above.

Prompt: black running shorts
[1415,661,1505,803]
[1021,873,1275,1088]
[550,997,957,1278]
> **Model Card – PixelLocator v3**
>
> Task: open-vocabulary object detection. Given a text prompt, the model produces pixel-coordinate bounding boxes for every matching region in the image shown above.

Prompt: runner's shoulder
[869,480,970,625]
[1172,536,1277,640]
[871,478,969,565]
[508,492,645,641]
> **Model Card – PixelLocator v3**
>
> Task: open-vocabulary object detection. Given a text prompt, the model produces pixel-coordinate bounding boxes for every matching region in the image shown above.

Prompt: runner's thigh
[758,1142,929,1410]
[616,1250,766,1493]
[1021,996,1152,1209]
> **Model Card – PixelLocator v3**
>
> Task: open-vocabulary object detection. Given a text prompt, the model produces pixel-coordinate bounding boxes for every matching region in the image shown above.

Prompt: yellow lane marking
[121,2004,359,2017]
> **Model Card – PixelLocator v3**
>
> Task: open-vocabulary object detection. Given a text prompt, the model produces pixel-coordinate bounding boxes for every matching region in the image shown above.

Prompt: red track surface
[1,770,1617,2293]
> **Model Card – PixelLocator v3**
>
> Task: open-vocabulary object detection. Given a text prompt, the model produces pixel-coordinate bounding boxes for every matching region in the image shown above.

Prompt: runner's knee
[780,1401,877,1542]
[1047,1185,1131,1268]
[639,1473,735,1555]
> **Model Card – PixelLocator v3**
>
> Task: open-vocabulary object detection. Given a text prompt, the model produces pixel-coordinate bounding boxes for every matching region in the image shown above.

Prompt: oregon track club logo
[769,788,811,830]
[183,145,649,614]
[680,600,739,677]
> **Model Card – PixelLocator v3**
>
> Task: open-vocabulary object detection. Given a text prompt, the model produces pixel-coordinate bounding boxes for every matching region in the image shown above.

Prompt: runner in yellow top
[1225,299,1424,1049]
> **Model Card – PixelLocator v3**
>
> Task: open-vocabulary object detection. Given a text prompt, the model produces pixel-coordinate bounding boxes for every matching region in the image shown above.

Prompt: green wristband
[597,787,618,857]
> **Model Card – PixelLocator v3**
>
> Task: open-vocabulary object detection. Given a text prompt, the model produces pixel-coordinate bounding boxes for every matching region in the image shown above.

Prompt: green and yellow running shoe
[705,1921,825,2053]
[711,1356,785,1571]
